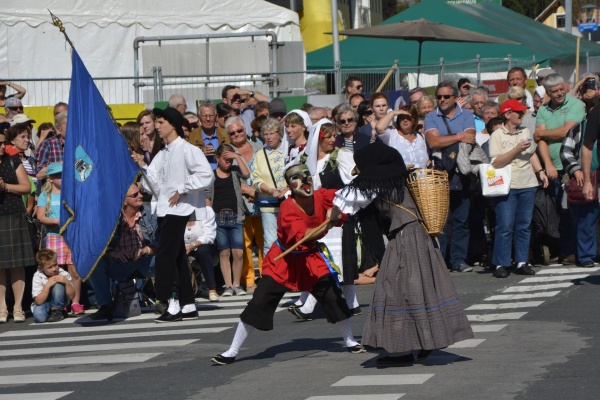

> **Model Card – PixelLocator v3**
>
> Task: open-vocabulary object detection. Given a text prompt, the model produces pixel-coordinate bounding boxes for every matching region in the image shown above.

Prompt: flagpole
[48,10,157,197]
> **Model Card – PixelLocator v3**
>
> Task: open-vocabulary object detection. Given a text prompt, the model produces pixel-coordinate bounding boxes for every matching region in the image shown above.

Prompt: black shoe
[211,354,236,365]
[350,307,362,316]
[288,306,313,321]
[347,344,366,354]
[89,305,113,321]
[376,354,414,365]
[514,264,536,275]
[415,349,434,361]
[47,309,65,323]
[493,266,509,278]
[182,310,199,320]
[577,260,596,268]
[154,310,182,323]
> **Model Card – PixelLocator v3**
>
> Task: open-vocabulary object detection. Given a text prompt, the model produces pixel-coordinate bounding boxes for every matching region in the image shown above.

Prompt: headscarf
[305,118,333,176]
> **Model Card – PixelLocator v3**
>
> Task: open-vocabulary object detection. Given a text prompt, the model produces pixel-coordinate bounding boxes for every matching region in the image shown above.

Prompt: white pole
[331,0,341,96]
[565,0,572,35]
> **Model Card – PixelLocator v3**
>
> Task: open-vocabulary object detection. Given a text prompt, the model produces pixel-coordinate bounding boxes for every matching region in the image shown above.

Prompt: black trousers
[240,274,351,331]
[155,214,195,305]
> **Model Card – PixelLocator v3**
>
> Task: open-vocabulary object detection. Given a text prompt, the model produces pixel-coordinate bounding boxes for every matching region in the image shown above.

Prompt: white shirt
[31,269,72,309]
[476,131,490,147]
[312,149,356,190]
[380,128,429,169]
[184,206,217,245]
[142,137,214,219]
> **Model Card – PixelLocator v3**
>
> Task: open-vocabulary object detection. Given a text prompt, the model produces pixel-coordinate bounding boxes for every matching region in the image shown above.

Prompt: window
[556,14,565,28]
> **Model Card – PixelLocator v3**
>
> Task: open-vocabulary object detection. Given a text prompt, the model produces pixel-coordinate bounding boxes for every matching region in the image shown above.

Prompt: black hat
[348,142,407,204]
[153,107,185,138]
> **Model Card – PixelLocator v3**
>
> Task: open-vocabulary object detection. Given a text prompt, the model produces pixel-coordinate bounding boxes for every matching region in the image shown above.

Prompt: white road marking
[536,267,600,274]
[466,301,544,310]
[0,353,161,369]
[467,312,527,322]
[484,292,560,301]
[332,374,434,386]
[0,393,73,400]
[306,395,404,400]
[448,338,485,348]
[471,324,507,332]
[0,372,118,385]
[502,283,573,292]
[521,275,589,283]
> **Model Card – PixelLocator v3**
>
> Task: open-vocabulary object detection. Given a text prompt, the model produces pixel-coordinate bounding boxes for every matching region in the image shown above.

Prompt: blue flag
[60,49,139,281]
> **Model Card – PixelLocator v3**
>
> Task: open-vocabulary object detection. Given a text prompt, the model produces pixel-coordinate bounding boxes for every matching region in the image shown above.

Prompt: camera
[587,78,596,90]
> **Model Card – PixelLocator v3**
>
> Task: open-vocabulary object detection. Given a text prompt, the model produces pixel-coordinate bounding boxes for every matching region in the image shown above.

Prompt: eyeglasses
[339,118,355,124]
[397,115,412,122]
[436,95,453,100]
[461,85,470,89]
[355,85,363,90]
[126,191,143,198]
[362,110,374,116]
[8,106,23,111]
[228,128,245,136]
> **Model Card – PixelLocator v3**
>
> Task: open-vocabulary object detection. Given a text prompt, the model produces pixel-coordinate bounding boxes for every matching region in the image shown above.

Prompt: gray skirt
[362,220,474,353]
[0,213,36,269]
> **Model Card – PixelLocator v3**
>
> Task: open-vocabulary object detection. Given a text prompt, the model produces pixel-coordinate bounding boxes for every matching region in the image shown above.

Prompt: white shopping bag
[479,164,511,197]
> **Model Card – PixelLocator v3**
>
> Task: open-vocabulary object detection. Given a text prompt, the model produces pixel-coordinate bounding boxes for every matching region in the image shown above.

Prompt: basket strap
[381,199,429,234]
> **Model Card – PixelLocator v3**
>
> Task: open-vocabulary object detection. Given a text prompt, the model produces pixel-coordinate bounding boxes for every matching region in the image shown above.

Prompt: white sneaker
[221,287,234,297]
[209,292,220,302]
[233,285,247,296]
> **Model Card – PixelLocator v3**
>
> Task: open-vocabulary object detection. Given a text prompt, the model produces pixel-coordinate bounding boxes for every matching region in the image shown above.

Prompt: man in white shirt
[136,107,214,322]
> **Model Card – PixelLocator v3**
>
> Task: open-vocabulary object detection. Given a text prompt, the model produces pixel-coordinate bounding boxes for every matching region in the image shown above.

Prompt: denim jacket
[107,205,158,251]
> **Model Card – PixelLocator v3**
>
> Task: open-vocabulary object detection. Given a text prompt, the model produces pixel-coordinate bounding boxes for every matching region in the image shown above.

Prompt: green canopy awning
[307,0,600,71]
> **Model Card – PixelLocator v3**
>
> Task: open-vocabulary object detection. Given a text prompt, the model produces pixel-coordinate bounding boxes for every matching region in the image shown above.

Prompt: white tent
[0,0,304,106]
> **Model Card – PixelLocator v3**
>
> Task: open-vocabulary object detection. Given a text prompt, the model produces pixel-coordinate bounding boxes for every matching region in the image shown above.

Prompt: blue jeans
[215,210,244,251]
[261,211,278,255]
[191,244,218,289]
[88,255,154,307]
[32,283,67,323]
[547,176,577,257]
[492,187,537,267]
[439,190,470,268]
[572,202,600,263]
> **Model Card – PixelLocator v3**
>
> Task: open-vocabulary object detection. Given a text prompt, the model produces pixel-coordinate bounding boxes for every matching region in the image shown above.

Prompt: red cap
[500,99,528,115]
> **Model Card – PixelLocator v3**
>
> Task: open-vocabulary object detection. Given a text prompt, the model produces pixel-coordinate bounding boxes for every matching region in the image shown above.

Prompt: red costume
[262,188,344,291]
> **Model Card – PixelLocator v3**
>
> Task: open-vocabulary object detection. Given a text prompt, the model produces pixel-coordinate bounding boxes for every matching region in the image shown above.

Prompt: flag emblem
[74,145,93,182]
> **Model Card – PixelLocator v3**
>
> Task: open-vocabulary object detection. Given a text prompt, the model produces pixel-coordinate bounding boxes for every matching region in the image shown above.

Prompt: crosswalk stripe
[201,293,299,303]
[502,283,573,293]
[467,312,527,322]
[520,274,589,283]
[0,339,196,357]
[0,372,118,385]
[2,318,240,337]
[0,393,73,400]
[466,301,544,310]
[0,353,161,369]
[484,291,560,301]
[448,338,485,348]
[0,327,229,347]
[306,395,405,400]
[471,324,507,332]
[536,267,600,274]
[332,374,434,386]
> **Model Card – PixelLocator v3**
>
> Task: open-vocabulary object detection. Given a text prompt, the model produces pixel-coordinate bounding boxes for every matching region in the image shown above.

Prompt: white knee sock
[337,318,359,347]
[299,293,318,314]
[295,291,310,306]
[167,298,181,315]
[181,303,196,313]
[221,320,254,358]
[342,285,359,309]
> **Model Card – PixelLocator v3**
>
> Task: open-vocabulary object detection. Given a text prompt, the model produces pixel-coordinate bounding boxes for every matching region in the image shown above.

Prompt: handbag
[567,171,598,204]
[479,163,511,197]
[112,280,141,318]
[256,149,282,207]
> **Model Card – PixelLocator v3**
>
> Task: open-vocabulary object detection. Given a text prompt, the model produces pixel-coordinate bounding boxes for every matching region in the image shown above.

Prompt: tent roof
[307,0,600,70]
[1,0,299,30]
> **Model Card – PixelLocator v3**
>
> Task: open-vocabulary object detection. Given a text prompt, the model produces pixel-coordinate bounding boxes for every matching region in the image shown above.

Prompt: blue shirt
[424,106,476,139]
[474,114,485,133]
[37,192,60,234]
[202,130,220,170]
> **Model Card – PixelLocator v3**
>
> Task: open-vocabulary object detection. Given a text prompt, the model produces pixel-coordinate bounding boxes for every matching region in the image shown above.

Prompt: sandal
[0,310,7,324]
[13,309,26,323]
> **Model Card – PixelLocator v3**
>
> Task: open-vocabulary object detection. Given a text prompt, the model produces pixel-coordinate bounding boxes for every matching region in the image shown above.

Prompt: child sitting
[31,249,75,323]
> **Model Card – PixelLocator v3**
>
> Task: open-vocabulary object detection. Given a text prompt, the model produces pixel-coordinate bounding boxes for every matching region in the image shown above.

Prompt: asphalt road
[0,263,599,400]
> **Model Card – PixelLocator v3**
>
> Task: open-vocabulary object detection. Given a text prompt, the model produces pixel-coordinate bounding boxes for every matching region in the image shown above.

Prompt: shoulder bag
[256,149,282,207]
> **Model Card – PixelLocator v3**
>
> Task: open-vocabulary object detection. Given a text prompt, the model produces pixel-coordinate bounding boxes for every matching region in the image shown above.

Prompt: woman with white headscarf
[283,109,312,164]
[287,119,361,320]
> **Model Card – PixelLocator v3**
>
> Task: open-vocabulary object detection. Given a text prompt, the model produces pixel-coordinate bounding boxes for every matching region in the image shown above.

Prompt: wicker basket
[405,168,449,237]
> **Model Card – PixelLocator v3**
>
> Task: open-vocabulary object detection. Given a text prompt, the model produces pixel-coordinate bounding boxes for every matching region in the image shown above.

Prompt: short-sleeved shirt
[536,95,586,170]
[31,268,72,300]
[37,192,60,234]
[424,106,476,139]
[489,125,538,189]
[380,129,429,169]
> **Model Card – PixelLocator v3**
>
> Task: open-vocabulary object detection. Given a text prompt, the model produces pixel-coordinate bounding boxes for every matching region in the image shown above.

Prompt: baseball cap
[536,68,556,79]
[500,99,529,115]
[10,113,36,127]
[46,162,63,176]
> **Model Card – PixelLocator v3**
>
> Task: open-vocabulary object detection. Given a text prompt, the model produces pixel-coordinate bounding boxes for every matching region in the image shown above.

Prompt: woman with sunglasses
[0,130,35,323]
[334,104,360,152]
[376,105,430,169]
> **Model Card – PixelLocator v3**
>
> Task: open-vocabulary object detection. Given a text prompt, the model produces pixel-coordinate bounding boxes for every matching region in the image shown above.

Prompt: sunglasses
[339,118,355,125]
[436,95,453,100]
[8,106,23,111]
[228,128,245,136]
[126,191,143,198]
[0,141,6,146]
[397,114,412,122]
[355,85,363,90]
[362,110,374,116]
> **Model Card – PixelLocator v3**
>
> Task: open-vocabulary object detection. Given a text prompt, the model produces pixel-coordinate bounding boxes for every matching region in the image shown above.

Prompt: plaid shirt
[113,211,144,256]
[34,135,64,173]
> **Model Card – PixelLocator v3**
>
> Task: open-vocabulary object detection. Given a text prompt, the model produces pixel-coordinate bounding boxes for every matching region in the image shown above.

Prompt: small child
[36,161,84,315]
[31,249,75,323]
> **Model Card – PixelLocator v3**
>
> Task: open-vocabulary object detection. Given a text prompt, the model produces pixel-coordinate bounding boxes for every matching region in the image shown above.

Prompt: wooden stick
[273,219,330,261]
[375,64,396,93]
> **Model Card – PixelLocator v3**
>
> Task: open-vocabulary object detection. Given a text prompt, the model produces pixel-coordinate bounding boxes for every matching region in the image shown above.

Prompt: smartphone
[588,78,596,90]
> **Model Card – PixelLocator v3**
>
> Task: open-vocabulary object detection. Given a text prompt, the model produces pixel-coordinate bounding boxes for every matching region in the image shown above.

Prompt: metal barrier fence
[7,53,578,109]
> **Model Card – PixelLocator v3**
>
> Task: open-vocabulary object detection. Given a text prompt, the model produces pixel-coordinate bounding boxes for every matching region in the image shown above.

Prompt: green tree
[503,0,556,20]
